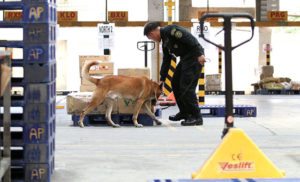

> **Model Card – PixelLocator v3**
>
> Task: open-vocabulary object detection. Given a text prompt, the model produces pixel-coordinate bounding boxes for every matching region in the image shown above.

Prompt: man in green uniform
[144,22,206,126]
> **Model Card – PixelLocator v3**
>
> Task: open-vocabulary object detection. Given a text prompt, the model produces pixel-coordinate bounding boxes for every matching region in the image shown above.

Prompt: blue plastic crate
[24,23,56,44]
[25,81,56,103]
[24,101,55,123]
[23,3,56,23]
[24,61,56,83]
[24,142,55,163]
[0,2,23,10]
[199,105,257,117]
[235,105,257,117]
[1,137,55,164]
[24,43,56,63]
[24,120,55,144]
[23,0,56,5]
[0,118,55,146]
[10,156,55,182]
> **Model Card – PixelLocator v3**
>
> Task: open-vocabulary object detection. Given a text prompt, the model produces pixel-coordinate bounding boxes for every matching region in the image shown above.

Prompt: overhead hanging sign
[193,22,211,49]
[98,23,115,36]
[193,22,210,34]
[4,11,79,21]
[4,11,22,21]
[108,11,128,22]
[58,11,78,21]
[267,11,288,21]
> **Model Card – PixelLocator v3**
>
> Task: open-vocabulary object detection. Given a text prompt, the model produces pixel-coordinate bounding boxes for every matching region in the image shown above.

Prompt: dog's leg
[132,99,145,128]
[105,98,120,128]
[143,101,162,126]
[79,91,106,128]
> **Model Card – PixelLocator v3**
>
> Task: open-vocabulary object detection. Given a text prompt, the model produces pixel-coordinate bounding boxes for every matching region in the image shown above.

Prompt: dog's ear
[159,81,164,90]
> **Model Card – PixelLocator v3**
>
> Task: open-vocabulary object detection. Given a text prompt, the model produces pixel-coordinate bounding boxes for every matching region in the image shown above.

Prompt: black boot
[169,112,187,121]
[181,117,203,126]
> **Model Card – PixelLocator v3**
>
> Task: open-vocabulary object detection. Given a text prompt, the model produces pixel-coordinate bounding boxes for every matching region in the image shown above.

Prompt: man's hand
[198,55,206,65]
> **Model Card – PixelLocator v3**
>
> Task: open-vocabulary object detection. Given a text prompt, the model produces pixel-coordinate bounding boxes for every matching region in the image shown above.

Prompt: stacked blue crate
[0,0,56,181]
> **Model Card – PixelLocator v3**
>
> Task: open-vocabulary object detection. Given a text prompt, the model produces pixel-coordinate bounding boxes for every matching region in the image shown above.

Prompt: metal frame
[0,51,11,182]
[199,13,255,138]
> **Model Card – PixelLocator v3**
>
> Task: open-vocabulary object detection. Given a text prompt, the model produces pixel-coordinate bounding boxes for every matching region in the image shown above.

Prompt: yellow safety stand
[192,128,285,179]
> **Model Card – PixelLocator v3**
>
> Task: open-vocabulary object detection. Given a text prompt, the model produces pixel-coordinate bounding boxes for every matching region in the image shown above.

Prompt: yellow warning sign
[192,128,285,179]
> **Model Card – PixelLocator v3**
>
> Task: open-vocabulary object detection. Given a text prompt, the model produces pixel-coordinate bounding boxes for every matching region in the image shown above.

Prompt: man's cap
[144,22,160,36]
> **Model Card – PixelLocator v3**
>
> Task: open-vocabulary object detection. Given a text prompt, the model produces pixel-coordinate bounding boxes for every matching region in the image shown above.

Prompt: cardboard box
[118,68,150,78]
[206,74,221,85]
[80,60,114,76]
[79,55,111,62]
[66,92,117,115]
[206,84,222,91]
[79,55,113,76]
[260,65,274,80]
[80,84,96,92]
[67,92,147,115]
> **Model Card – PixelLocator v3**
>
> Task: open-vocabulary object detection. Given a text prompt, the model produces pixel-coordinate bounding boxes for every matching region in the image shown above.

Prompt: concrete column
[179,0,192,21]
[256,0,280,66]
[258,28,272,66]
[148,0,164,81]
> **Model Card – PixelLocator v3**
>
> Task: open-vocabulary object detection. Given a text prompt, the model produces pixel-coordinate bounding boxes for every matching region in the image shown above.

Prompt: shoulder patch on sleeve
[175,30,182,39]
[171,28,176,36]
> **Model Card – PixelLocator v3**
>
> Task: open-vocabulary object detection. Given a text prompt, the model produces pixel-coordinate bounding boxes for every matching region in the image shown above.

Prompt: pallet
[253,88,300,95]
[199,105,257,117]
[205,90,245,95]
[72,114,155,127]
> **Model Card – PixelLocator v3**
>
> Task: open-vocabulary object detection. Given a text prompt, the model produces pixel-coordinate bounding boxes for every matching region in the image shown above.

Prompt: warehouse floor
[52,95,300,182]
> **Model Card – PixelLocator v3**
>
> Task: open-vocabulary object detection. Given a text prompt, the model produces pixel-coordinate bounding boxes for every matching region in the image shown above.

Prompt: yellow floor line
[56,105,65,109]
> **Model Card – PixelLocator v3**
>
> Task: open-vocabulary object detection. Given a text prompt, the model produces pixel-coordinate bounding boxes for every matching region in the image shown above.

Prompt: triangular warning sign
[192,128,285,179]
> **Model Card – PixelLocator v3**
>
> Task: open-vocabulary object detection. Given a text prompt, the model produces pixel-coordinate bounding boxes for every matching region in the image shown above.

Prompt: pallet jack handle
[199,13,254,51]
[137,41,155,67]
[199,13,255,138]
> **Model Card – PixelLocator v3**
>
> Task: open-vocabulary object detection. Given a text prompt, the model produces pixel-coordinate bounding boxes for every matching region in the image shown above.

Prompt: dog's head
[151,81,163,105]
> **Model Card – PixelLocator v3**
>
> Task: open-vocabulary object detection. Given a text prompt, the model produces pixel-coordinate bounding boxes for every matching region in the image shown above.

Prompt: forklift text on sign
[267,11,288,21]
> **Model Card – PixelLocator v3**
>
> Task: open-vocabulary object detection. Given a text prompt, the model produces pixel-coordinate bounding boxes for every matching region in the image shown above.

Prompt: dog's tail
[81,60,99,85]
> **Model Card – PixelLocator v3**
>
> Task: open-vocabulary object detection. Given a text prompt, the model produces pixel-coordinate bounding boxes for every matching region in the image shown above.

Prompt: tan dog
[79,61,163,128]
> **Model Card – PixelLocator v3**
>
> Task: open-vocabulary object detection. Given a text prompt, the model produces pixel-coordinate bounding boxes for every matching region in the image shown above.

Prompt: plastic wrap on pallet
[67,92,151,115]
